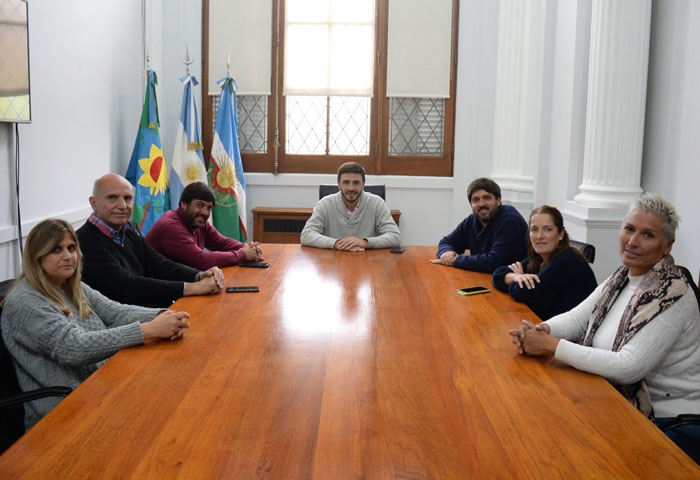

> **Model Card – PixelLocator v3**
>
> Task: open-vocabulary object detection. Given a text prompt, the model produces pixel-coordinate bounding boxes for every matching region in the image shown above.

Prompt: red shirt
[145,208,247,270]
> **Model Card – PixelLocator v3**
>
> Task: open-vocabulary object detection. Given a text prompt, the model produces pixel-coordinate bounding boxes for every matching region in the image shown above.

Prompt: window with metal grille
[204,0,458,176]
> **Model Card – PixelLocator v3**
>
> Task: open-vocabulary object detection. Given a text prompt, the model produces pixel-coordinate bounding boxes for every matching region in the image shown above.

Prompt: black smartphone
[239,262,270,268]
[457,286,490,296]
[390,246,405,254]
[226,286,260,293]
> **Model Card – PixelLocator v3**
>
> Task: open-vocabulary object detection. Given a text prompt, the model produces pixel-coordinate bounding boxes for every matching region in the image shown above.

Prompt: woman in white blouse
[509,193,700,463]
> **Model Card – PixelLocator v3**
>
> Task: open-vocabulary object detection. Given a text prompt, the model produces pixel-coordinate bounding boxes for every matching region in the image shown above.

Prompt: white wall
[1,0,700,284]
[0,0,143,280]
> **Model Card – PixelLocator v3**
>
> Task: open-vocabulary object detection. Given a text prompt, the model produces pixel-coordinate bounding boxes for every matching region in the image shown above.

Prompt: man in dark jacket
[432,177,528,273]
[77,173,224,308]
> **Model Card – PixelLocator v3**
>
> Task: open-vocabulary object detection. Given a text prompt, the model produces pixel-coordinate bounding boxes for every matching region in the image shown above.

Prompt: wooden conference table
[1,245,698,478]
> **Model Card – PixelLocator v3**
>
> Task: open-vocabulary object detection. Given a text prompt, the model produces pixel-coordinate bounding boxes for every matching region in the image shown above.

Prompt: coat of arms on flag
[208,75,247,242]
[126,69,170,235]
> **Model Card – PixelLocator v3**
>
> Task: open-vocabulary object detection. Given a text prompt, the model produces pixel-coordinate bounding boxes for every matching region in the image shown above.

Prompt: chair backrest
[679,266,700,312]
[0,279,24,454]
[319,184,386,200]
[570,240,596,264]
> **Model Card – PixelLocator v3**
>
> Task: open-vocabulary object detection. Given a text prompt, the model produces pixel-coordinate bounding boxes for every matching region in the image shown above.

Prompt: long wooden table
[1,245,698,478]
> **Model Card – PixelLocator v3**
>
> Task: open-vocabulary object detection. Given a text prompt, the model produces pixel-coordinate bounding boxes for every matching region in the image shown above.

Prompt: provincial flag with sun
[169,72,206,210]
[208,75,247,242]
[126,69,170,236]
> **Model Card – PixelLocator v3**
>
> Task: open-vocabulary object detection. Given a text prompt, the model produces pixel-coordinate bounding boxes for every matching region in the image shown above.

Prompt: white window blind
[208,0,272,96]
[386,0,453,98]
[283,0,375,96]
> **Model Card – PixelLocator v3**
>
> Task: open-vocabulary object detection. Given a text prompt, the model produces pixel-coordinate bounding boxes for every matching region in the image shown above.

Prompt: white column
[573,0,651,208]
[564,0,652,282]
[491,0,547,215]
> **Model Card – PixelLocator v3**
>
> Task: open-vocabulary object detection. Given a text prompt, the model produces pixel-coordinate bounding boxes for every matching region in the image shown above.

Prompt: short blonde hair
[627,193,680,245]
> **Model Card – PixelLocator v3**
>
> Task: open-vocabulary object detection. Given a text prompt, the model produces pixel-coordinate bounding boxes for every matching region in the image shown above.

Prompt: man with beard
[301,162,400,251]
[432,177,528,273]
[146,182,263,269]
[77,174,224,308]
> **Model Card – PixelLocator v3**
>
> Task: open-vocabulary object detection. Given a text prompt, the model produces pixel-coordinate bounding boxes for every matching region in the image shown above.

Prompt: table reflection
[280,264,373,338]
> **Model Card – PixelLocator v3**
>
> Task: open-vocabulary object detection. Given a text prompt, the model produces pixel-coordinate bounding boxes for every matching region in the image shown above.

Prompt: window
[204,0,458,176]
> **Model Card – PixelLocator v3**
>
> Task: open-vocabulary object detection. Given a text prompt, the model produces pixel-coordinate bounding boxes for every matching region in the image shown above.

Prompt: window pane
[286,95,326,155]
[285,25,329,93]
[284,0,375,96]
[286,95,370,155]
[329,96,370,155]
[238,95,267,153]
[287,0,329,23]
[389,97,445,156]
[212,95,267,154]
[330,25,374,95]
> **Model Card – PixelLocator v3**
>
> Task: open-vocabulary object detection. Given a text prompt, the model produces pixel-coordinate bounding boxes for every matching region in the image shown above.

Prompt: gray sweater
[300,191,401,249]
[1,279,161,428]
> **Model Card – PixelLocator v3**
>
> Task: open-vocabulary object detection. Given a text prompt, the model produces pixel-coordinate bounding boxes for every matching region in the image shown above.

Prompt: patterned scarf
[581,255,688,419]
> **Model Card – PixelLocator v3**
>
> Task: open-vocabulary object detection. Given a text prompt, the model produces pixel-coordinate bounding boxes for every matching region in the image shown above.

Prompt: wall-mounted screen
[0,0,31,123]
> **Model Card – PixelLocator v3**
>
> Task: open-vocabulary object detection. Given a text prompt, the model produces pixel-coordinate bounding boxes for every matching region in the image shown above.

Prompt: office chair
[657,266,700,458]
[570,239,596,263]
[319,184,386,200]
[0,279,72,454]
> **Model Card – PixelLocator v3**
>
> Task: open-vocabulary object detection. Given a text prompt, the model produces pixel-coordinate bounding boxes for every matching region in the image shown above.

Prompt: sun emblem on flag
[138,144,169,195]
[180,159,207,184]
[210,153,239,191]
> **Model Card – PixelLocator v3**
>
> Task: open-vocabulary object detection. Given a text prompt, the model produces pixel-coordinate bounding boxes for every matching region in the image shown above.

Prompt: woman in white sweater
[509,193,700,463]
[1,219,191,428]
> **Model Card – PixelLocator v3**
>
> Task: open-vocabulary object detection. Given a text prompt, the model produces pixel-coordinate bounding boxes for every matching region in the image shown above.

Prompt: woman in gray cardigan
[1,219,191,429]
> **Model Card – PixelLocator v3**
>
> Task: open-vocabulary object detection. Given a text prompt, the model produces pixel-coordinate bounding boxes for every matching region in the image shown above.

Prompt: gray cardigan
[1,279,161,428]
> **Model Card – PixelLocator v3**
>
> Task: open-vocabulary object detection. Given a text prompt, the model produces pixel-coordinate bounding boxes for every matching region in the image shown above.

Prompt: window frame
[202,0,459,177]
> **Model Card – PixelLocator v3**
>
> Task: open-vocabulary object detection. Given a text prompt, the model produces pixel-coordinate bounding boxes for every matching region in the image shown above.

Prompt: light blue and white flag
[207,76,247,241]
[169,73,206,209]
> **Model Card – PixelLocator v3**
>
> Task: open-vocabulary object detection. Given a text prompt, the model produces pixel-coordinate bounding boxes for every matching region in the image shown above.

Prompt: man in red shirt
[146,182,263,270]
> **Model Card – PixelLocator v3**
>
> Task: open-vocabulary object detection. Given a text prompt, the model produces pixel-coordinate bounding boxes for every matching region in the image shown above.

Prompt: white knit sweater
[546,275,700,417]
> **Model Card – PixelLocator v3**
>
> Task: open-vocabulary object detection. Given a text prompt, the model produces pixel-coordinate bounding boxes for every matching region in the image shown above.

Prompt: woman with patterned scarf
[508,193,700,463]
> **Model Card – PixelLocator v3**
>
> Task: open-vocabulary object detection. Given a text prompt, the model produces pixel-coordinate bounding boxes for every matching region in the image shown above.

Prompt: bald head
[89,174,135,229]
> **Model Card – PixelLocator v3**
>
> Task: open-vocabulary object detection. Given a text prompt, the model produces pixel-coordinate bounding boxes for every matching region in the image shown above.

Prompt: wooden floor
[0,245,698,478]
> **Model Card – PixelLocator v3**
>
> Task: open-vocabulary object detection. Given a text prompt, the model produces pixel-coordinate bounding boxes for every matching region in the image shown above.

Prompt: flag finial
[227,51,231,76]
[183,45,193,74]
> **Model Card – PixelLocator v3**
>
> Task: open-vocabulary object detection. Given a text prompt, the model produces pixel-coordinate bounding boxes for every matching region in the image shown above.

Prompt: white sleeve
[553,290,695,384]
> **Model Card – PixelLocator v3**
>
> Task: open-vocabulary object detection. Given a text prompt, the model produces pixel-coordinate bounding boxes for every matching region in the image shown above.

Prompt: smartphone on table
[457,286,490,296]
[226,286,260,293]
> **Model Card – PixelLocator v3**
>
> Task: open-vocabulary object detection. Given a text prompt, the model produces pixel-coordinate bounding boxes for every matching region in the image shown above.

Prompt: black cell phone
[457,286,490,296]
[390,246,405,254]
[226,286,260,293]
[239,262,270,268]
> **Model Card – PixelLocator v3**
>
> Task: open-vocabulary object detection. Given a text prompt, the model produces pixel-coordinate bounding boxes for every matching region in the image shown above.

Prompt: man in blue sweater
[432,178,528,273]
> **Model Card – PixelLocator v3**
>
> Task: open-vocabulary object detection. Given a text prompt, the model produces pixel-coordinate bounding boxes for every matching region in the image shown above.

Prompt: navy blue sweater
[492,249,597,320]
[436,205,528,273]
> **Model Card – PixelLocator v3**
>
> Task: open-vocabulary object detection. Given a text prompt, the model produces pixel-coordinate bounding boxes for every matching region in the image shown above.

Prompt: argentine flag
[170,73,206,209]
[207,76,247,242]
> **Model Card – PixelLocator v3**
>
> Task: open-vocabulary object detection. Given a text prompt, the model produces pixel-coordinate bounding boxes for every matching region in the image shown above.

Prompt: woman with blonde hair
[1,219,191,429]
[508,194,700,463]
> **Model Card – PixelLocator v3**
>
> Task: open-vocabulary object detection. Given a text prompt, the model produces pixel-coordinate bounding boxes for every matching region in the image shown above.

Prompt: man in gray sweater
[301,162,401,251]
